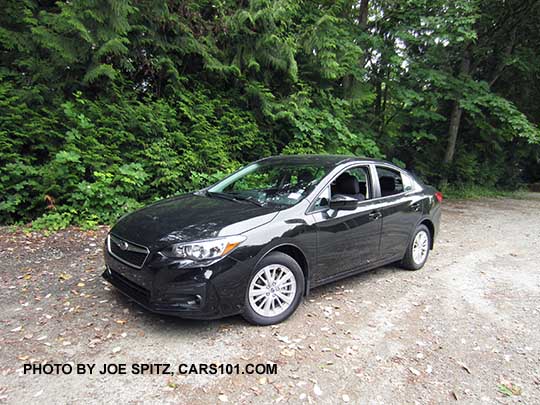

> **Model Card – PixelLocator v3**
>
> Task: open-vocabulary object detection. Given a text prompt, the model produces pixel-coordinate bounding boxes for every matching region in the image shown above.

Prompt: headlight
[163,235,246,262]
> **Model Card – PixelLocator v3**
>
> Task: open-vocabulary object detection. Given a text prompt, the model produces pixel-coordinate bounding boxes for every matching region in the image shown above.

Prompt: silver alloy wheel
[412,230,429,264]
[248,264,297,317]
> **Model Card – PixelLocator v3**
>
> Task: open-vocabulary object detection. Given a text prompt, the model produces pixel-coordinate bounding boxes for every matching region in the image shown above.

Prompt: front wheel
[242,252,304,326]
[401,224,431,270]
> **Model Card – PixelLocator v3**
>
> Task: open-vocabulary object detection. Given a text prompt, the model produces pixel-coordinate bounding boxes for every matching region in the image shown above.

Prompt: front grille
[107,268,150,300]
[107,234,149,269]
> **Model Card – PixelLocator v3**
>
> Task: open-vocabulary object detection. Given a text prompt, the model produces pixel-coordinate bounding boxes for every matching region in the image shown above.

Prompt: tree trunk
[358,0,369,68]
[343,0,369,97]
[443,48,471,165]
[443,101,463,164]
[359,0,369,28]
[488,27,517,88]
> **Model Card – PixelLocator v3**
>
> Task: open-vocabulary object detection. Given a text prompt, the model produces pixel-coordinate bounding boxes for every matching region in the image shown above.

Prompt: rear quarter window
[401,173,413,192]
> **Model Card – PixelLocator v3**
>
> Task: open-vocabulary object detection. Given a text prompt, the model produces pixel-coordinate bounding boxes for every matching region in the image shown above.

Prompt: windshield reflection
[208,162,329,207]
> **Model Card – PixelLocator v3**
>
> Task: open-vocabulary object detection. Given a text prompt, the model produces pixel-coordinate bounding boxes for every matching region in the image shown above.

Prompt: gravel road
[1,195,540,404]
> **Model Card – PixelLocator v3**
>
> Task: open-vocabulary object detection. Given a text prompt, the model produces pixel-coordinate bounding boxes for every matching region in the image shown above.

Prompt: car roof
[257,154,392,168]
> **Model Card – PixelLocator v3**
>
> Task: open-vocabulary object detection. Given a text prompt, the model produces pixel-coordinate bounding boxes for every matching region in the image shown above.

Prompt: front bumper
[102,249,253,320]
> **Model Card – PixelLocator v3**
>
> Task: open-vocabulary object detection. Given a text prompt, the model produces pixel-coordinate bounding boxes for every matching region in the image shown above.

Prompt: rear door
[309,165,384,282]
[375,166,424,260]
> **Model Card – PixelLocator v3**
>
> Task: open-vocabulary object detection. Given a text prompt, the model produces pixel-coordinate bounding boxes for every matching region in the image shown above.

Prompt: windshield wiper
[228,193,265,207]
[206,191,264,207]
[205,190,236,202]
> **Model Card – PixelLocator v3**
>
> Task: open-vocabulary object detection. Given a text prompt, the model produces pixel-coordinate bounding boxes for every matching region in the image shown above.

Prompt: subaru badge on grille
[117,240,130,251]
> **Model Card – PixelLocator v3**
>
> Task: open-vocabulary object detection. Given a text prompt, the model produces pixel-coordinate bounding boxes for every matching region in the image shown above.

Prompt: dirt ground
[1,195,540,404]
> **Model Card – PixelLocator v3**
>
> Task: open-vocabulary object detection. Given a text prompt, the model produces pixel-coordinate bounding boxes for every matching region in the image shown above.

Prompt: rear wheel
[401,224,431,270]
[242,252,304,326]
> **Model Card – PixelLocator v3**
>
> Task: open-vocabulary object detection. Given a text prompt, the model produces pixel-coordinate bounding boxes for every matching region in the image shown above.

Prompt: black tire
[242,252,304,326]
[401,224,431,270]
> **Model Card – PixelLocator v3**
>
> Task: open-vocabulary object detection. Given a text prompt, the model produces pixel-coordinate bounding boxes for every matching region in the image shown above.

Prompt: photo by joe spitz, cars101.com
[103,155,442,325]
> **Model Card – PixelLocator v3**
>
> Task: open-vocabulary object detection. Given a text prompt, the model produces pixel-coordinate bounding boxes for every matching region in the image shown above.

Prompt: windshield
[208,161,329,207]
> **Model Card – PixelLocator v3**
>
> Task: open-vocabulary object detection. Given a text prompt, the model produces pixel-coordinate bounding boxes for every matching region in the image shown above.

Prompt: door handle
[410,202,421,211]
[369,211,382,220]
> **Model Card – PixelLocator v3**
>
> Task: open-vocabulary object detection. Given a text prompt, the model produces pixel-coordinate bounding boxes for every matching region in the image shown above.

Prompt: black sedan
[103,155,442,325]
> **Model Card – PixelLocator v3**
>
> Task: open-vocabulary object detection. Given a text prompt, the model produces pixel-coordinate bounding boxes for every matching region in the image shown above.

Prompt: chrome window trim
[107,234,150,269]
[305,161,421,214]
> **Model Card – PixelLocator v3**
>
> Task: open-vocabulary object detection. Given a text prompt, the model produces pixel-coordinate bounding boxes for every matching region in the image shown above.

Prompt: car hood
[111,193,280,250]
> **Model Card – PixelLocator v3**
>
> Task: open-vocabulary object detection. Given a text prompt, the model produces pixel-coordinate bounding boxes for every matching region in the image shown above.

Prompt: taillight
[435,191,443,203]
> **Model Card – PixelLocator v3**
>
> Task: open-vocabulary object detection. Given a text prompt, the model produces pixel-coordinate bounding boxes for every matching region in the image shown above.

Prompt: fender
[252,241,311,296]
[412,215,436,249]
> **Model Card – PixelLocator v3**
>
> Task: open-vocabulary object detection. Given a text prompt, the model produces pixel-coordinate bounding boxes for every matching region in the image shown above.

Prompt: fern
[83,64,117,83]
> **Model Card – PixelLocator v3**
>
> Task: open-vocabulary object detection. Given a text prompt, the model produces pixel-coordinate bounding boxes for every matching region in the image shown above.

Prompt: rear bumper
[102,250,252,320]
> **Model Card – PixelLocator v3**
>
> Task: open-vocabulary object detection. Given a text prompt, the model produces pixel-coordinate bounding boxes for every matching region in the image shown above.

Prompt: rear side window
[376,167,404,197]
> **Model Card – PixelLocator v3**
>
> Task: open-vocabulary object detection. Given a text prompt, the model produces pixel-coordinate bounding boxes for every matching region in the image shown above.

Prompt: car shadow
[305,263,403,300]
[109,263,405,332]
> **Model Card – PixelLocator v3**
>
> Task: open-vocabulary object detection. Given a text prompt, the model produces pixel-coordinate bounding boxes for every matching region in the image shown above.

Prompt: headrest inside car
[336,173,360,195]
[380,176,395,195]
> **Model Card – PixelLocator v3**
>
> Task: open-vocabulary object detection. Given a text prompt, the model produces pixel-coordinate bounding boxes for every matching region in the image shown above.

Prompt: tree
[1,0,539,228]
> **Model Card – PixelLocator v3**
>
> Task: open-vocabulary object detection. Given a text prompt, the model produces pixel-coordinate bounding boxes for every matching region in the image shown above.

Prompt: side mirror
[329,194,358,211]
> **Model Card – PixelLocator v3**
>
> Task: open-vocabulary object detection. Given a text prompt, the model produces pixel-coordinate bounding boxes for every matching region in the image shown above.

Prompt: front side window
[314,186,331,209]
[313,166,371,210]
[376,166,404,197]
[331,166,370,200]
[209,162,329,207]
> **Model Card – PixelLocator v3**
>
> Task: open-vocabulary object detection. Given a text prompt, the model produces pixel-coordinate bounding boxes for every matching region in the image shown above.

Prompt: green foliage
[441,184,526,200]
[1,0,539,230]
[226,0,299,80]
[31,211,76,233]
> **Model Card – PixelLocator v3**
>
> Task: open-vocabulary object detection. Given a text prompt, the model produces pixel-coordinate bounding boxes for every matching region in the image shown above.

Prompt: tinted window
[210,162,328,206]
[331,166,370,200]
[314,166,371,210]
[401,173,413,192]
[376,167,404,197]
[314,186,331,209]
